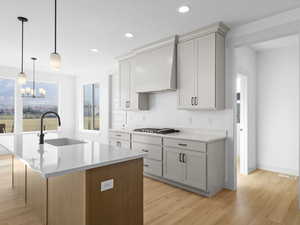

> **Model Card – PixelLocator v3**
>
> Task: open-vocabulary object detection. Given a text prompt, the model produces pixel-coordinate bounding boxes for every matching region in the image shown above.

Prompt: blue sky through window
[0,79,15,107]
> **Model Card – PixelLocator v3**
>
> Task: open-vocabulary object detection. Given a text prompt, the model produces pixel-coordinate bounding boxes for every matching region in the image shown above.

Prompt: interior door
[163,147,184,182]
[196,33,216,109]
[184,150,207,190]
[177,39,196,108]
[119,59,131,110]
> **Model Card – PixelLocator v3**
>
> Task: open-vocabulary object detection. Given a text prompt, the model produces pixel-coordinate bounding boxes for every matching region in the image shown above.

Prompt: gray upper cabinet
[119,58,131,110]
[177,39,196,109]
[118,57,149,111]
[177,23,229,110]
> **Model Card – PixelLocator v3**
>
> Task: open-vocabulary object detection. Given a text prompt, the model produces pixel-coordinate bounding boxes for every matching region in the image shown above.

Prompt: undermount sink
[45,138,86,147]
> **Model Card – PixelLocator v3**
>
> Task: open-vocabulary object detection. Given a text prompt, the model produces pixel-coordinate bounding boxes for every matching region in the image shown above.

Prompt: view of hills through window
[0,79,15,133]
[22,81,58,132]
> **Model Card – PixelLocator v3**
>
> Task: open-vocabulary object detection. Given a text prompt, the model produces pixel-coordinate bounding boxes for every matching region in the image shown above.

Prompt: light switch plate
[100,179,114,192]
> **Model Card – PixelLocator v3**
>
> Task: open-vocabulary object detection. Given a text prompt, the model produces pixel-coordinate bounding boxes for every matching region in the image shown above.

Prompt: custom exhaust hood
[132,36,177,93]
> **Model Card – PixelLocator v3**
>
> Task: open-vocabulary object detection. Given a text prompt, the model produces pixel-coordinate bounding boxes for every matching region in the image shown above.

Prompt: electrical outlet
[100,179,114,192]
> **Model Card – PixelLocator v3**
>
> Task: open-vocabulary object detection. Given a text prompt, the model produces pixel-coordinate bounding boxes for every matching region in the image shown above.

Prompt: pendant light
[50,0,61,70]
[21,57,46,98]
[17,17,28,85]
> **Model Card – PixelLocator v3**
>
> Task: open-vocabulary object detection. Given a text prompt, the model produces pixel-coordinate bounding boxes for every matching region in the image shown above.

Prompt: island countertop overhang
[3,135,145,178]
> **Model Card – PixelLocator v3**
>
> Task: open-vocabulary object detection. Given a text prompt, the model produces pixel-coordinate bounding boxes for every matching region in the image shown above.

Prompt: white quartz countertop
[109,128,227,143]
[4,135,145,178]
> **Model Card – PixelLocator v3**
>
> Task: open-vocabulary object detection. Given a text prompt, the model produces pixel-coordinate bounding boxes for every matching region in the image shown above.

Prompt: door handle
[182,153,186,163]
[178,143,187,147]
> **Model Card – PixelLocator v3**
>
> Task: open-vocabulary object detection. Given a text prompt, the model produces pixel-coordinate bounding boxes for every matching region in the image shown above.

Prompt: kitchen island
[5,135,145,225]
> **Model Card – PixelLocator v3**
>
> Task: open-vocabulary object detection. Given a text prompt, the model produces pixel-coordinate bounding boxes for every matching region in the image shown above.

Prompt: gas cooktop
[133,128,180,134]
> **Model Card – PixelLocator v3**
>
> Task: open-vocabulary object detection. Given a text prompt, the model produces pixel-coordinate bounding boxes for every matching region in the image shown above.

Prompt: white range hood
[132,36,177,93]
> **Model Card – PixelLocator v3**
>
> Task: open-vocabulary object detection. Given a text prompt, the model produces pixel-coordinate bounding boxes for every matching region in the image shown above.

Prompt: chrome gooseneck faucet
[39,111,61,144]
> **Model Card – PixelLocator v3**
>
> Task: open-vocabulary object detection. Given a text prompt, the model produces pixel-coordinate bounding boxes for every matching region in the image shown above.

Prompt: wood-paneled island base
[13,157,143,225]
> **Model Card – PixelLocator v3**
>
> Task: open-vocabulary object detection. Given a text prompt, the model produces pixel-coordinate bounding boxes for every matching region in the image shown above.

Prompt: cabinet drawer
[132,142,162,161]
[109,131,130,141]
[163,138,206,152]
[109,138,131,149]
[144,159,162,177]
[132,134,162,145]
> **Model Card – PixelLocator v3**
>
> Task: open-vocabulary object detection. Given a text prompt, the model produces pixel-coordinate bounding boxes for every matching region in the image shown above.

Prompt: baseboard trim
[248,167,257,174]
[257,164,299,176]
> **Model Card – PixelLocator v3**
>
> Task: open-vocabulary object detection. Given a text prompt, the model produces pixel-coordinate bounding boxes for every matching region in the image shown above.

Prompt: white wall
[234,47,257,172]
[256,46,299,175]
[0,65,76,153]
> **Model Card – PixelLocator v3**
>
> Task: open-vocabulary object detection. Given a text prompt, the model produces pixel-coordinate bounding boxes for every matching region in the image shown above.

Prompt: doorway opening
[234,35,299,189]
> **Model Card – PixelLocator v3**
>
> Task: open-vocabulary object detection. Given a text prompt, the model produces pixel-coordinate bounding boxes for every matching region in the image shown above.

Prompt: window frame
[80,82,101,133]
[0,76,16,135]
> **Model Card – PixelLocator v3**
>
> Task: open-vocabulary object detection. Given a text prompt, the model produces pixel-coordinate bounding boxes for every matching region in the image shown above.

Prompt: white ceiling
[1,0,300,76]
[251,35,299,51]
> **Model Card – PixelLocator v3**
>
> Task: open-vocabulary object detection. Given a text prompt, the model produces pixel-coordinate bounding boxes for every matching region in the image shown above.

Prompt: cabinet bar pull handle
[142,149,149,152]
[178,143,187,147]
[182,153,186,163]
[195,97,198,105]
[178,153,182,162]
[144,164,149,167]
[191,97,193,106]
[116,134,122,137]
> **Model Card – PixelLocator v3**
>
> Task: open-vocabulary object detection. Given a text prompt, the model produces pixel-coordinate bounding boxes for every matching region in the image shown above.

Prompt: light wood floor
[0,155,300,225]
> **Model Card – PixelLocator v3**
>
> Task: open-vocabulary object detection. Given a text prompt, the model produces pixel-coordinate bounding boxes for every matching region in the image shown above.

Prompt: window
[83,83,100,130]
[22,82,58,132]
[0,78,15,133]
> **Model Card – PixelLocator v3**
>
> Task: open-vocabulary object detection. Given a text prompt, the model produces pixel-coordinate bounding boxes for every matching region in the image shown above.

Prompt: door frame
[236,74,248,175]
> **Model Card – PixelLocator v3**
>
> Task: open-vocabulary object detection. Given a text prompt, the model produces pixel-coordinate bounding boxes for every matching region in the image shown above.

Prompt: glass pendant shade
[50,52,61,70]
[39,88,46,96]
[17,72,27,85]
[20,88,25,95]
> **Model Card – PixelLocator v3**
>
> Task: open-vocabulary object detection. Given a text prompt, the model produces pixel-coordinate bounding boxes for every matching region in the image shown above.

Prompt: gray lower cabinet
[163,147,185,183]
[109,131,131,149]
[163,147,206,191]
[131,134,163,177]
[184,150,206,190]
[109,130,225,196]
[163,138,225,196]
[143,159,162,177]
[109,138,130,149]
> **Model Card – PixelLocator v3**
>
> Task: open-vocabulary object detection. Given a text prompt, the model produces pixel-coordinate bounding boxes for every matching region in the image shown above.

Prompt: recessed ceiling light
[125,33,134,38]
[90,48,99,53]
[178,5,190,14]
